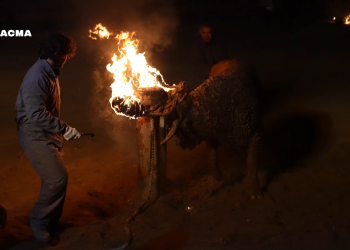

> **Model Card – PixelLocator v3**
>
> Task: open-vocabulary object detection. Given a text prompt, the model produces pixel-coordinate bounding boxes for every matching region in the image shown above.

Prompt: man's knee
[52,169,68,188]
[44,160,68,192]
[43,174,67,197]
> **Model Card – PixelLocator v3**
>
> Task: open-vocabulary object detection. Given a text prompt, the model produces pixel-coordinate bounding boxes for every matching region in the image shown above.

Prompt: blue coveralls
[15,58,68,228]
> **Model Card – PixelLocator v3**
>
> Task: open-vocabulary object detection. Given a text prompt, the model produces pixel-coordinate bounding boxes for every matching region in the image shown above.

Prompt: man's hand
[64,126,81,141]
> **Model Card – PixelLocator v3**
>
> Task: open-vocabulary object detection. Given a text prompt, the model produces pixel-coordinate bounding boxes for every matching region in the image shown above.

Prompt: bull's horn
[148,108,173,117]
[160,119,180,145]
[148,99,178,117]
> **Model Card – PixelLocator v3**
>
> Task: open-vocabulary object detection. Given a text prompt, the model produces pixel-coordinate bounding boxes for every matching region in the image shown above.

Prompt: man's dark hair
[38,32,76,59]
[199,22,214,31]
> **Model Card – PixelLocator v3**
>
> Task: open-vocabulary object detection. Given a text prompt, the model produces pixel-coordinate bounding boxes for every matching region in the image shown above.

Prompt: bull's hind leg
[247,133,262,200]
[206,139,223,181]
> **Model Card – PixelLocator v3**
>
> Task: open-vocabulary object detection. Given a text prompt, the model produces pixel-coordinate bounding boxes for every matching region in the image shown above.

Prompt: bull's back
[209,59,240,78]
[190,60,261,151]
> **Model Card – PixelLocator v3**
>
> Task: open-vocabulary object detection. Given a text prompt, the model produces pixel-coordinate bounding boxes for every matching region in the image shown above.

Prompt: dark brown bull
[150,59,263,199]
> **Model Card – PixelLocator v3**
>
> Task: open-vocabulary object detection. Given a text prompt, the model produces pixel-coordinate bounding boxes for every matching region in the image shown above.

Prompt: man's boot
[30,223,50,243]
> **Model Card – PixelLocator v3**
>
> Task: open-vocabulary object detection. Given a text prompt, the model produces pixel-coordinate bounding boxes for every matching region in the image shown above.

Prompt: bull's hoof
[0,205,7,228]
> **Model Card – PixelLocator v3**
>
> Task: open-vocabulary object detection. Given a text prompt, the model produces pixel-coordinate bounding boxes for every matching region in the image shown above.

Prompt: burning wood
[110,87,169,118]
[89,24,173,118]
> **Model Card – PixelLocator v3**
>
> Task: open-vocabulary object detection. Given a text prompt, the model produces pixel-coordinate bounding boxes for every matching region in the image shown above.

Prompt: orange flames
[89,23,171,118]
[89,23,110,40]
[344,15,350,25]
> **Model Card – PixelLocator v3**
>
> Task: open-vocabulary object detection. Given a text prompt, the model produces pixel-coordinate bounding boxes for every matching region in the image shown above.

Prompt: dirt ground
[1,19,350,250]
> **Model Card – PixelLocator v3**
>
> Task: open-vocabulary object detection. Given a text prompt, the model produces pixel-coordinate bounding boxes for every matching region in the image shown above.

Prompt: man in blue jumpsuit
[15,33,81,243]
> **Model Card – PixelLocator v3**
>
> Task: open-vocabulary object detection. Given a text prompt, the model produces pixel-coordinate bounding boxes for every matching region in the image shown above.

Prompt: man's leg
[29,147,68,228]
[18,129,68,242]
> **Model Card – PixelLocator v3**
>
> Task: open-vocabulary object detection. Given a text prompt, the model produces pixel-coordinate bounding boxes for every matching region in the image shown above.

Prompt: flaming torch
[89,23,174,204]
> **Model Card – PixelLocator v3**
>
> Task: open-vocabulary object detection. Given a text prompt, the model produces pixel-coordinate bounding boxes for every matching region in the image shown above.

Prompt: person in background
[15,32,81,243]
[190,23,228,88]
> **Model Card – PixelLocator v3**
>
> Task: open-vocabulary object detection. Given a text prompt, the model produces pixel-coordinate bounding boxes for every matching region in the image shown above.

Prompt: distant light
[187,207,192,210]
[344,15,350,25]
[333,17,336,20]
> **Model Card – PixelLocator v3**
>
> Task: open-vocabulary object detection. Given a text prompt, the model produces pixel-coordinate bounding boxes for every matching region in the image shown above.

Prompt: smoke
[327,0,350,17]
[77,0,178,147]
[75,0,178,53]
[90,68,138,150]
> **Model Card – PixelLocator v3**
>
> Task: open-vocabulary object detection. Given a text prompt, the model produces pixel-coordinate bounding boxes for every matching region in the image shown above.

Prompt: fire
[89,24,172,119]
[89,23,110,40]
[344,15,350,25]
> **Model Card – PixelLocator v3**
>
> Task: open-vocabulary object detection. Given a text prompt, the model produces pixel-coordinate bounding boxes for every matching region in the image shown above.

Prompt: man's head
[39,32,76,68]
[199,24,213,43]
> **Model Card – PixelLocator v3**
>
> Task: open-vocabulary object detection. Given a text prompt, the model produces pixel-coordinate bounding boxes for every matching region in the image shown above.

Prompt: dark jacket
[190,35,228,88]
[15,59,67,147]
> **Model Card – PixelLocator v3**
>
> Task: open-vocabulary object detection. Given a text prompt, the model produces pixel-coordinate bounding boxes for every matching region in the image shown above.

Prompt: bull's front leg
[206,139,223,181]
[247,132,262,200]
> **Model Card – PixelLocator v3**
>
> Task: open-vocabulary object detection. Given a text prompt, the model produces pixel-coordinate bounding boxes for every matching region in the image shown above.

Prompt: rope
[111,117,156,250]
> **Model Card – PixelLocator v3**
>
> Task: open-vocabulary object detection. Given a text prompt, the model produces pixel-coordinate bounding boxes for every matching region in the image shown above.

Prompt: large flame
[89,24,171,118]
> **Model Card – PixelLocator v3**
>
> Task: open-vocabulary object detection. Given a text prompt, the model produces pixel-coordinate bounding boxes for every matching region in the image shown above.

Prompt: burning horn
[160,119,180,145]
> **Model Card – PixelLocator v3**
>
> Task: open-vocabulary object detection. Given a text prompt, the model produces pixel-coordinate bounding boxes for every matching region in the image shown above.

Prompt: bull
[149,59,263,200]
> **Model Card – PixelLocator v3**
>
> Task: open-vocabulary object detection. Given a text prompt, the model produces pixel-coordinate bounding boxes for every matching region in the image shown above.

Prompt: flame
[89,24,171,119]
[89,23,110,40]
[344,15,350,25]
[333,17,336,21]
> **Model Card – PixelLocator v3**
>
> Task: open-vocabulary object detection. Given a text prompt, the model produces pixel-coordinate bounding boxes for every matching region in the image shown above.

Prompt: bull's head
[147,82,203,149]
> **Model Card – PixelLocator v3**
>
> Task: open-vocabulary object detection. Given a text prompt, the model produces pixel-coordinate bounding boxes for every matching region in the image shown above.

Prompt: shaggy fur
[165,59,263,198]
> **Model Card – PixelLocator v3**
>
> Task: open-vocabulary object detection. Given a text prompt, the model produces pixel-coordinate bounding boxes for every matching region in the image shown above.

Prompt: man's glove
[63,126,81,141]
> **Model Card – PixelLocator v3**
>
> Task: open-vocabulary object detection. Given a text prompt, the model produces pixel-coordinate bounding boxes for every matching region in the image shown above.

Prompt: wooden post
[136,116,166,201]
[135,87,168,202]
[158,116,167,195]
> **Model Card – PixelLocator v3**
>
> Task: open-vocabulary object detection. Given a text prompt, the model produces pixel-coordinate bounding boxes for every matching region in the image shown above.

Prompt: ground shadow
[0,213,33,249]
[136,230,189,250]
[261,107,332,188]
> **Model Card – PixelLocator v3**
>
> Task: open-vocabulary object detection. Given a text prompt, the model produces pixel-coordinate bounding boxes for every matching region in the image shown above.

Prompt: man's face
[50,53,69,68]
[199,26,212,43]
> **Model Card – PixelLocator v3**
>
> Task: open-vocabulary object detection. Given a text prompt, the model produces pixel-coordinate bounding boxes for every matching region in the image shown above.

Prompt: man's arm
[21,75,67,134]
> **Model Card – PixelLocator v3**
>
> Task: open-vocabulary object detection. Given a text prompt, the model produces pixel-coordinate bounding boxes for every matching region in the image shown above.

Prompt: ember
[110,97,146,118]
